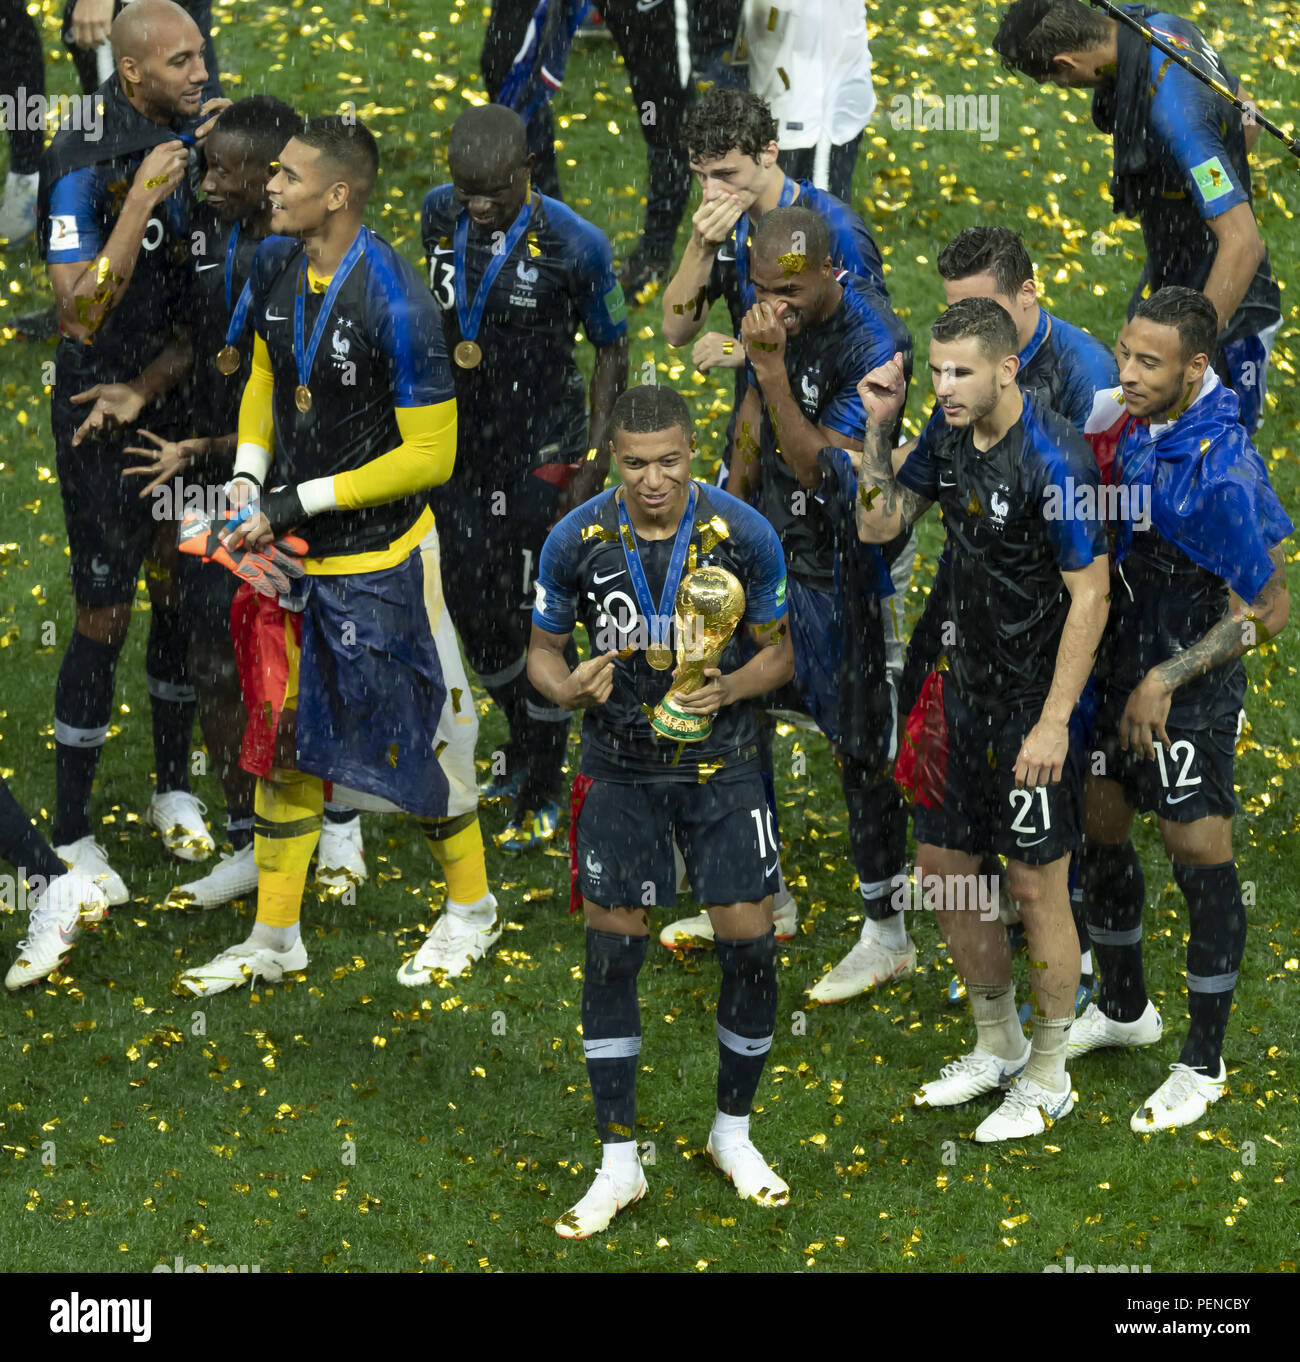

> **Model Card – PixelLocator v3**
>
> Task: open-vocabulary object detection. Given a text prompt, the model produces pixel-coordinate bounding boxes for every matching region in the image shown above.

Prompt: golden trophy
[650,565,746,742]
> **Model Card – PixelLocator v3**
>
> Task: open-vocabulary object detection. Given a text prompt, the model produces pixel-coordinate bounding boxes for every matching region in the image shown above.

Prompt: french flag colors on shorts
[233,530,479,821]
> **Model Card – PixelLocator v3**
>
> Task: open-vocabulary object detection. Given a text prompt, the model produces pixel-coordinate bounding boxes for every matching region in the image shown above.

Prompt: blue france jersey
[533,483,788,781]
[749,271,912,592]
[249,228,454,560]
[421,186,626,478]
[46,157,192,383]
[1019,311,1120,434]
[898,391,1107,708]
[707,175,888,334]
[1095,8,1280,345]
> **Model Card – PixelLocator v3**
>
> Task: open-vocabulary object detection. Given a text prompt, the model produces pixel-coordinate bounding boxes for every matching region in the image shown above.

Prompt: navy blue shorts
[53,390,183,606]
[179,551,239,644]
[912,684,1083,865]
[1092,684,1240,822]
[576,760,779,909]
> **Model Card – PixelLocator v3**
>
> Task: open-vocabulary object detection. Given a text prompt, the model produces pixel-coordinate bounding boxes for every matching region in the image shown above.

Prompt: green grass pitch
[0,0,1295,1273]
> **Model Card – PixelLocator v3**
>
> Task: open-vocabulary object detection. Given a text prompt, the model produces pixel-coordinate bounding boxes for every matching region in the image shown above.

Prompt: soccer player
[993,0,1280,434]
[482,0,695,294]
[121,95,373,912]
[901,225,1119,1009]
[2,776,108,989]
[63,0,222,104]
[421,103,627,854]
[856,297,1110,1142]
[904,227,1119,720]
[40,0,214,903]
[530,383,794,1238]
[1073,287,1291,1130]
[176,116,497,994]
[679,204,913,1005]
[661,87,887,408]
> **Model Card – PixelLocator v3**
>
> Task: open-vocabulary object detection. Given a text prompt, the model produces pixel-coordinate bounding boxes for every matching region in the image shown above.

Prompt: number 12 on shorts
[1153,739,1202,795]
[1008,786,1051,846]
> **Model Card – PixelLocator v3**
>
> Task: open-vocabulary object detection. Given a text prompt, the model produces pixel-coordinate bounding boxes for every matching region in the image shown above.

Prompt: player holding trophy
[529,383,794,1237]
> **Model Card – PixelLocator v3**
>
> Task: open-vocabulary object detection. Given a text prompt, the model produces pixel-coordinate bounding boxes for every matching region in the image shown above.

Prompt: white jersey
[740,0,875,149]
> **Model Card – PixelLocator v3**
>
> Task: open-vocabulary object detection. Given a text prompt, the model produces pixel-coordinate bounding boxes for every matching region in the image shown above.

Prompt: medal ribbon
[222,221,254,349]
[293,227,368,392]
[735,174,798,310]
[617,481,698,649]
[452,193,534,345]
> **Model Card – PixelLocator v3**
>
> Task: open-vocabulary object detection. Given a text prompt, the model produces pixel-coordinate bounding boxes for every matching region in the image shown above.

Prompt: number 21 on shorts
[1008,786,1051,847]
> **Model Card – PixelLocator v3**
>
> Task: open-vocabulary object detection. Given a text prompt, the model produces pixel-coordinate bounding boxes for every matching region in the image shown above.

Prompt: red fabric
[230,582,300,778]
[894,669,949,811]
[568,773,595,914]
[1085,410,1140,487]
[530,460,583,489]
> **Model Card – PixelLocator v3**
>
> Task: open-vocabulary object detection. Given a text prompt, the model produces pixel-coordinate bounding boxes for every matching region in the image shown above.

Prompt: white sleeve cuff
[233,442,272,484]
[297,476,338,516]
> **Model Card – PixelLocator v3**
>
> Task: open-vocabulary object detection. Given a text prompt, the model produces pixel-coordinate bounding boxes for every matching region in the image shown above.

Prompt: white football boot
[914,1037,1032,1107]
[1130,1061,1227,1132]
[5,873,108,989]
[54,836,129,906]
[177,937,308,996]
[707,1134,790,1206]
[168,844,259,908]
[147,791,215,862]
[554,1164,648,1239]
[975,1074,1075,1142]
[397,898,501,984]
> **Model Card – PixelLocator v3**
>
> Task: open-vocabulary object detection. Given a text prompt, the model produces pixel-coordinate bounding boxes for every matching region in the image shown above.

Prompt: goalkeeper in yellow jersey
[177,116,498,996]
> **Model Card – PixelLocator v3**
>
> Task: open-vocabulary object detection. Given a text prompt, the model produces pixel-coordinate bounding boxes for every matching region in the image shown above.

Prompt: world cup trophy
[650,565,746,742]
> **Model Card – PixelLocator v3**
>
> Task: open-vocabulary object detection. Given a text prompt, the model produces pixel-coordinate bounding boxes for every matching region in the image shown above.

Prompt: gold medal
[646,642,673,671]
[215,345,240,376]
[294,383,312,413]
[454,339,483,369]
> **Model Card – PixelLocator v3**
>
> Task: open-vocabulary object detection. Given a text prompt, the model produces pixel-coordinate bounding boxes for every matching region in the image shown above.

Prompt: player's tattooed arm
[854,354,929,544]
[1155,544,1289,692]
[50,142,190,342]
[1122,544,1290,756]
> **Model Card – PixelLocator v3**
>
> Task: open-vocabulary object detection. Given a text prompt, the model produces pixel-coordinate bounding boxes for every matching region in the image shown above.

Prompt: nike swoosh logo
[939,476,956,488]
[266,311,288,322]
[744,1042,767,1052]
[196,262,220,271]
[1164,790,1198,804]
[1015,835,1048,848]
[636,0,663,10]
[592,568,624,584]
[764,860,778,876]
